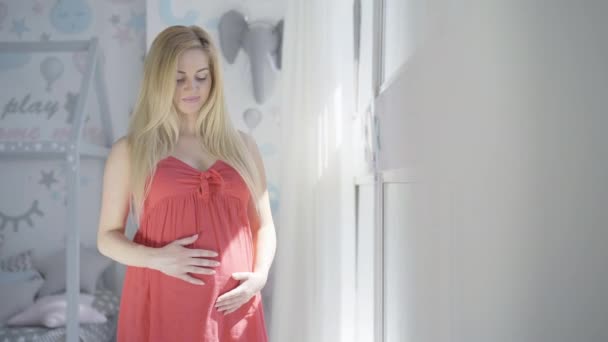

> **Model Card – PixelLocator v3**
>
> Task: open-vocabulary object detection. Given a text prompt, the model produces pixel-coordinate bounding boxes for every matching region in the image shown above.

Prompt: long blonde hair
[126,25,262,222]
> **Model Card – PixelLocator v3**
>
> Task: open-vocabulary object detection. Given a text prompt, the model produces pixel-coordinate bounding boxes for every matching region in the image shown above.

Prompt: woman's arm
[241,131,277,281]
[210,132,278,313]
[96,137,157,268]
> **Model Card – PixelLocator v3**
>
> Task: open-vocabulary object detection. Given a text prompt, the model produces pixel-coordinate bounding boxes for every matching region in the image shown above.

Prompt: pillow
[43,305,107,328]
[7,293,106,328]
[34,246,112,297]
[0,271,44,324]
[0,270,41,284]
[0,250,34,272]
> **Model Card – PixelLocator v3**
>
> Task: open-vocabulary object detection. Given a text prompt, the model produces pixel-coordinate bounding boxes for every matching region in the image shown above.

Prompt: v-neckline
[166,155,222,173]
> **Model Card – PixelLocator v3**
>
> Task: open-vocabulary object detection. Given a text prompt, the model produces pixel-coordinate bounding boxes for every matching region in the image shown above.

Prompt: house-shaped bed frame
[0,38,113,342]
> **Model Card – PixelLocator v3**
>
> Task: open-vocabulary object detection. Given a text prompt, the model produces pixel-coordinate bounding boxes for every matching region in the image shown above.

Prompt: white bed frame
[0,38,114,342]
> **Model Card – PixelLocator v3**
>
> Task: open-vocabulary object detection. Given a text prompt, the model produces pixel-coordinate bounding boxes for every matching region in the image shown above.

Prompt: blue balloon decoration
[243,108,263,132]
[50,0,92,34]
[40,57,64,91]
[0,53,32,71]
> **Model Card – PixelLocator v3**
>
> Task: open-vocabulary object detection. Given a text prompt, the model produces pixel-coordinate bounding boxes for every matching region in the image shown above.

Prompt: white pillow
[7,293,106,328]
[42,305,107,328]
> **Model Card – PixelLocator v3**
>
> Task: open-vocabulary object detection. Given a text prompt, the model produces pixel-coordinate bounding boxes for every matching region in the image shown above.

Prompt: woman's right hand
[150,234,220,285]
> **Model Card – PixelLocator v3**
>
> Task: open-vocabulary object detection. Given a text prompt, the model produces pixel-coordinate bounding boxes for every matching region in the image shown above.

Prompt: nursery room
[1,0,608,342]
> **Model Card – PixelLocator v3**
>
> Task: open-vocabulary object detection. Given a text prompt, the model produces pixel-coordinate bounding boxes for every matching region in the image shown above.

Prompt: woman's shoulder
[105,136,131,171]
[109,135,130,157]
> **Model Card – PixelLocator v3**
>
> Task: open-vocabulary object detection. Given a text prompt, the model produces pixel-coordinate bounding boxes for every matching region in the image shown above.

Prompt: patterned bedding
[0,288,120,342]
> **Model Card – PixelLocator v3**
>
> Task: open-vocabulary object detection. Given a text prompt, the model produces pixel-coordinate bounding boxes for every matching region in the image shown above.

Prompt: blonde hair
[126,25,262,222]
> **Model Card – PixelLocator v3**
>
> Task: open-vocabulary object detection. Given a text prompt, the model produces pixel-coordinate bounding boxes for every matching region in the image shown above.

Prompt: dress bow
[198,169,224,201]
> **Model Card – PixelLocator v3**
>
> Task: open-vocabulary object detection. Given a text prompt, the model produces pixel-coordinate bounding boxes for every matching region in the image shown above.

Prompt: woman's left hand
[215,272,267,314]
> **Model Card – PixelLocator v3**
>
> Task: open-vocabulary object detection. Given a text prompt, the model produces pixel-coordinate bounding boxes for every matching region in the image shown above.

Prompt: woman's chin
[178,107,202,116]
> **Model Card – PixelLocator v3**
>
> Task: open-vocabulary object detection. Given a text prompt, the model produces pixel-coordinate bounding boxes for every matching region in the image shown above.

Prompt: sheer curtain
[269,0,357,341]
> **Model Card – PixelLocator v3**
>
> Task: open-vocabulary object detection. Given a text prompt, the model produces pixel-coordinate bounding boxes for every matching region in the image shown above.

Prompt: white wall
[376,0,608,341]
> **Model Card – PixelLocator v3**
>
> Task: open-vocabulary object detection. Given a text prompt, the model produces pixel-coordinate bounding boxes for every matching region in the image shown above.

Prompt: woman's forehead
[177,48,209,68]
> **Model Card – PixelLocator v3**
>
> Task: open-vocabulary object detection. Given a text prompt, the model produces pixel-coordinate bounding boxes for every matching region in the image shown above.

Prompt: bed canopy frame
[0,37,113,342]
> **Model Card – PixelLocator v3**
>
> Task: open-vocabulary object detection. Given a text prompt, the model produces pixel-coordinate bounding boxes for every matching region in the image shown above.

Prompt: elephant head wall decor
[218,10,283,104]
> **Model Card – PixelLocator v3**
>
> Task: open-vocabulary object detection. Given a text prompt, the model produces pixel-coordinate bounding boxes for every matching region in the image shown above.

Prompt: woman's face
[173,48,213,116]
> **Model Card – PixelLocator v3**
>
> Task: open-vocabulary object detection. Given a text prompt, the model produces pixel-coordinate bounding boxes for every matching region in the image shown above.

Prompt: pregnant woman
[96,25,276,341]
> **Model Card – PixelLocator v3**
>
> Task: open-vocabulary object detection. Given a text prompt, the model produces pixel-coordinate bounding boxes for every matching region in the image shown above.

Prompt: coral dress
[117,156,268,342]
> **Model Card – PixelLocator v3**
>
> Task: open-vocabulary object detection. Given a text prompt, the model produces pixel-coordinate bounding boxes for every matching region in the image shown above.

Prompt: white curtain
[269,0,357,341]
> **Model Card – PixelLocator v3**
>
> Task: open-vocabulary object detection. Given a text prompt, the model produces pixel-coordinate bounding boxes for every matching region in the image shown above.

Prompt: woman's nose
[184,79,198,91]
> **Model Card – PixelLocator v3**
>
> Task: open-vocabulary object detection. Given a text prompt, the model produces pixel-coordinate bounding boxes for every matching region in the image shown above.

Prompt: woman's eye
[177,79,185,83]
[196,77,207,81]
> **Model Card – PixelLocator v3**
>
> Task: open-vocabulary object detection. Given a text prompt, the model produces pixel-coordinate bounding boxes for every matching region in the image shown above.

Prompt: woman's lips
[182,96,200,103]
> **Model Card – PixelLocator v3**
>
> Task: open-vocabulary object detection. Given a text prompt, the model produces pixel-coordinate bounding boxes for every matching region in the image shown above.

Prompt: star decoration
[39,170,59,189]
[10,18,30,39]
[127,11,145,34]
[109,14,120,26]
[112,26,132,46]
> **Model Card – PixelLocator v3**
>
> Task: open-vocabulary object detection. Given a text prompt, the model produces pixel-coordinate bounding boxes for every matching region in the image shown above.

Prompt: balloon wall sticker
[0,2,7,30]
[50,0,92,34]
[243,108,262,134]
[40,56,64,92]
[159,0,199,26]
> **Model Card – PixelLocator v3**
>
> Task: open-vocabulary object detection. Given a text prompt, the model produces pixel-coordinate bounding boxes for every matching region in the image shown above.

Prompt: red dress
[117,156,268,341]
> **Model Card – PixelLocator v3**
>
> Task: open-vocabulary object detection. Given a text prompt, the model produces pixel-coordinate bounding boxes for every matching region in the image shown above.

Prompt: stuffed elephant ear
[272,19,284,70]
[219,10,248,64]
